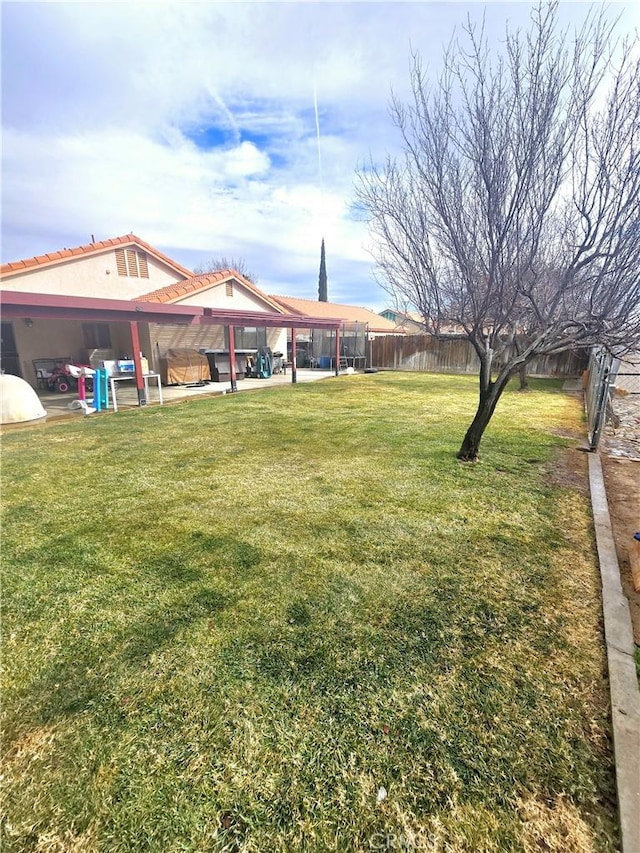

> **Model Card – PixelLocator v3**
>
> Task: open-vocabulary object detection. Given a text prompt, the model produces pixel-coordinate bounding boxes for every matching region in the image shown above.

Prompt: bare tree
[193,256,258,284]
[357,2,640,460]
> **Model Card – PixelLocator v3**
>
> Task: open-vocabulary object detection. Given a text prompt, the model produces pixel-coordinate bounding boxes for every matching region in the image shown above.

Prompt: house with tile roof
[0,234,193,301]
[378,308,467,337]
[379,308,428,334]
[2,233,409,386]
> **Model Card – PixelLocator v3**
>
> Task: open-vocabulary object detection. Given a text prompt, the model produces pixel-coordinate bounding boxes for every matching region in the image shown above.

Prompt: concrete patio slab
[31,369,336,422]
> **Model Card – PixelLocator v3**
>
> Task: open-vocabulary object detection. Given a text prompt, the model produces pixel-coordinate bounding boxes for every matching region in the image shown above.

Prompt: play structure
[89,368,109,411]
[66,366,108,415]
[66,364,96,397]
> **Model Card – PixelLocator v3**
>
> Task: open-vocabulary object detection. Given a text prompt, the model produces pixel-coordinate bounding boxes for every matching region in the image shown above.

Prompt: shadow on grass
[137,533,262,585]
[4,529,265,740]
[213,574,606,826]
[190,531,262,572]
[7,531,262,613]
[5,584,232,742]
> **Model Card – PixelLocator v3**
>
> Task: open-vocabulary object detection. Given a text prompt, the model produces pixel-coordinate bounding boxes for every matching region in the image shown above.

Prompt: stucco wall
[6,318,147,387]
[268,328,287,356]
[1,250,185,300]
[9,319,86,385]
[148,324,225,373]
[175,281,280,312]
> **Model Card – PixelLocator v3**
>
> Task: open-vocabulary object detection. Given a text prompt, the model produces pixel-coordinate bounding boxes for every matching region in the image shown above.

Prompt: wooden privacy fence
[370,334,587,378]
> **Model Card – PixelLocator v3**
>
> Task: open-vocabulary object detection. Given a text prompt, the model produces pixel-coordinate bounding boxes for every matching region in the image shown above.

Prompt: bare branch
[193,256,258,283]
[355,1,640,459]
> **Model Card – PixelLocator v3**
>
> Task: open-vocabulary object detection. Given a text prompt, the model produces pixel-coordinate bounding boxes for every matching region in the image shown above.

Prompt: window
[225,281,234,297]
[224,327,267,350]
[115,248,149,278]
[83,323,112,349]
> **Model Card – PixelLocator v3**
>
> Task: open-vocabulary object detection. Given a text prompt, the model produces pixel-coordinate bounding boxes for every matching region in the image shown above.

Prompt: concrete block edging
[588,452,640,853]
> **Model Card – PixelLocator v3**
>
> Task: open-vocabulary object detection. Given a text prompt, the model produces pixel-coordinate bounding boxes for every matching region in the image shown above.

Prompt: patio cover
[0,290,345,398]
[0,291,343,331]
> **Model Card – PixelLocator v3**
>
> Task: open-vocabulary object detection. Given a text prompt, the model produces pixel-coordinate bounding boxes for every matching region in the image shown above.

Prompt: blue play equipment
[91,369,109,411]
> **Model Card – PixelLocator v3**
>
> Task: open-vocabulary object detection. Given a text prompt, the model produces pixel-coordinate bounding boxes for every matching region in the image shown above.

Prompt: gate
[584,347,615,450]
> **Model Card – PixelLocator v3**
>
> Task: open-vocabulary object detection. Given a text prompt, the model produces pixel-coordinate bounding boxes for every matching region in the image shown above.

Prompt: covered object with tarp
[161,348,210,385]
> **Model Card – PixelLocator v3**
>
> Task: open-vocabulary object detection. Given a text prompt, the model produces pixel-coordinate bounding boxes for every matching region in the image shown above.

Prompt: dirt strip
[600,393,640,646]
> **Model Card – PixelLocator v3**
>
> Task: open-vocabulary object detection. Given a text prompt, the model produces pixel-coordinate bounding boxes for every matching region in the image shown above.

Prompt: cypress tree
[318,238,328,302]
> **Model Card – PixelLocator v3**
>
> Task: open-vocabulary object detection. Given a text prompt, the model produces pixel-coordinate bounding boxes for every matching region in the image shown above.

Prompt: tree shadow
[4,584,232,744]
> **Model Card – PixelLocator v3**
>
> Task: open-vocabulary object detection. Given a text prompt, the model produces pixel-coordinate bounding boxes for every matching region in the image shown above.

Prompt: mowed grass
[1,373,616,852]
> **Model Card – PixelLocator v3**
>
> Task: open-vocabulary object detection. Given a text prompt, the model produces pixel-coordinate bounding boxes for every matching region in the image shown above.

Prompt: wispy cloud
[2,1,636,309]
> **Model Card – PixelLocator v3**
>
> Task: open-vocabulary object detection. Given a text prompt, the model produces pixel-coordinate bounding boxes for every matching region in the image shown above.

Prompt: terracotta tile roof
[269,295,403,332]
[137,270,286,313]
[0,234,194,279]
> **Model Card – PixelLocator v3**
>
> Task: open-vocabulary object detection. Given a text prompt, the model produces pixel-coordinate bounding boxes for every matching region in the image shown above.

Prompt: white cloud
[3,0,637,311]
[2,121,369,289]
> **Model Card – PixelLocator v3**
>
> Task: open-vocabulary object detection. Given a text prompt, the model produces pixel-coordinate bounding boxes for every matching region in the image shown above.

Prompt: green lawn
[1,373,616,852]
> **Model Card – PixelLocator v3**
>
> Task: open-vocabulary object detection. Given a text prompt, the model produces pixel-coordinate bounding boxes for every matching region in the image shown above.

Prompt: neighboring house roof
[381,308,424,322]
[0,234,194,280]
[380,308,470,336]
[269,295,402,333]
[137,270,286,313]
[380,308,428,332]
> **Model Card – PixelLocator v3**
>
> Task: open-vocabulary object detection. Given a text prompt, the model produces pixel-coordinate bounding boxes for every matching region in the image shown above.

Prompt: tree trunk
[457,372,512,461]
[513,339,529,391]
[518,363,529,391]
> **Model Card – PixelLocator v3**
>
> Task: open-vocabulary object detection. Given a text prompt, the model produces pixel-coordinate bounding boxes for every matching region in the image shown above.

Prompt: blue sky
[2,1,637,310]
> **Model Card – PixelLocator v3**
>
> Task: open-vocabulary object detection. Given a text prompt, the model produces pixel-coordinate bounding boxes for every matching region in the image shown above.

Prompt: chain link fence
[611,352,640,395]
[585,348,640,450]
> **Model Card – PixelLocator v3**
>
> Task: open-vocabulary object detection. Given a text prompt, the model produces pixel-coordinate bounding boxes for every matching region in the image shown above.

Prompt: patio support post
[291,329,297,384]
[129,321,147,406]
[228,324,238,392]
[335,326,340,376]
